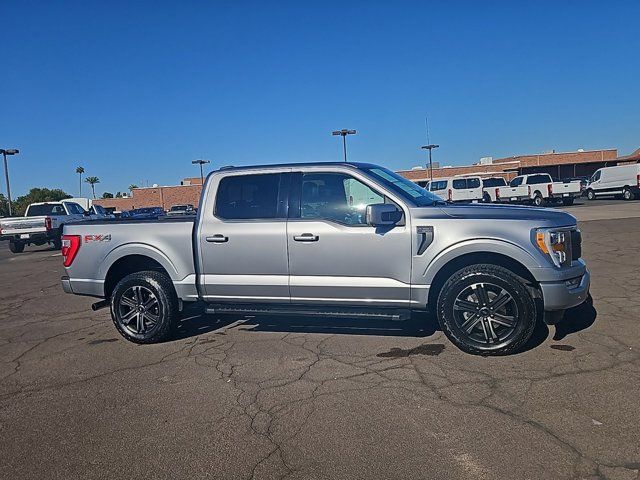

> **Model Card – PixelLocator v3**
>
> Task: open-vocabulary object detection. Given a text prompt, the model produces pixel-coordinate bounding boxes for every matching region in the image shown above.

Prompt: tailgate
[0,217,48,236]
[552,183,581,195]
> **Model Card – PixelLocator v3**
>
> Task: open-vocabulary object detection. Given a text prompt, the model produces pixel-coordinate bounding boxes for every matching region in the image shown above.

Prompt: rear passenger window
[215,174,282,220]
[452,179,466,189]
[467,178,480,188]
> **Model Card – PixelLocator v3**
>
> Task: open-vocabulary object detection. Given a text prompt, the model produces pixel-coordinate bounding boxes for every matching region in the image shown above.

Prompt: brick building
[94,179,203,212]
[398,148,623,185]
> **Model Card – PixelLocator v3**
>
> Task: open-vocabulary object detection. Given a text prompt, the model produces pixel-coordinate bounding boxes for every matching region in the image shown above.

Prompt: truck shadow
[175,310,439,339]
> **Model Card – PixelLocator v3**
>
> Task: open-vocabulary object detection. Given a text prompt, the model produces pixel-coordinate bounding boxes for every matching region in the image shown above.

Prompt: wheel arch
[426,247,539,309]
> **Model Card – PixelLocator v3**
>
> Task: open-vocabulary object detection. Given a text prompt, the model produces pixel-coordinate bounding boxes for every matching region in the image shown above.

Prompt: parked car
[0,201,87,253]
[166,204,195,216]
[61,162,589,356]
[65,198,114,219]
[481,177,508,202]
[496,173,582,206]
[585,163,640,201]
[425,176,484,203]
[129,207,166,219]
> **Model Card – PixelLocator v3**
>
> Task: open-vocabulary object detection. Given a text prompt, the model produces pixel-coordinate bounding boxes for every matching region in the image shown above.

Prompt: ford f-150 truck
[496,173,582,206]
[60,162,590,355]
[0,201,87,253]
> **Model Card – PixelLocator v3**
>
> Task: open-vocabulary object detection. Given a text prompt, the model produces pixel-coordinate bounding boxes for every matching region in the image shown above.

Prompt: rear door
[466,178,483,201]
[286,169,412,307]
[198,171,291,303]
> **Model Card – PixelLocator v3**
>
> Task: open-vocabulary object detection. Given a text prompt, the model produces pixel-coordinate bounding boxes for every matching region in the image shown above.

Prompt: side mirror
[366,203,402,227]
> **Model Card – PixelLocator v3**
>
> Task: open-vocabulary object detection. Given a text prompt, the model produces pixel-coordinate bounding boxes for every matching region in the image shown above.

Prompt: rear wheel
[110,271,178,344]
[532,193,544,207]
[482,192,491,203]
[562,197,574,206]
[622,187,634,201]
[9,240,25,253]
[586,189,596,201]
[437,264,538,355]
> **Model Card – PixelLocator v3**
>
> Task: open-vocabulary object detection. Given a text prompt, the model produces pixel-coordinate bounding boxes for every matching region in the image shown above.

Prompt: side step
[205,304,411,321]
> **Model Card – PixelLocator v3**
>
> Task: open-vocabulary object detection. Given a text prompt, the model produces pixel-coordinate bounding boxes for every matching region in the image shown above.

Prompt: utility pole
[331,129,356,162]
[420,144,439,182]
[192,159,211,185]
[0,148,19,216]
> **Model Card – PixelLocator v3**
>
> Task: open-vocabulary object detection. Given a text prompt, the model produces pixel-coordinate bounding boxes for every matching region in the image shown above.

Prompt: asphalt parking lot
[0,201,639,480]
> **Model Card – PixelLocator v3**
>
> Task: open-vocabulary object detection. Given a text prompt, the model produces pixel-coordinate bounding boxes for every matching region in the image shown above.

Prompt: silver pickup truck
[61,162,590,355]
[0,201,88,253]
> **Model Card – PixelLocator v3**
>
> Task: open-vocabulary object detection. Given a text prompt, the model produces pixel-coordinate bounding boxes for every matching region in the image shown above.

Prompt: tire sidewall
[587,190,595,200]
[110,272,177,344]
[533,194,543,206]
[437,265,537,355]
[623,188,632,201]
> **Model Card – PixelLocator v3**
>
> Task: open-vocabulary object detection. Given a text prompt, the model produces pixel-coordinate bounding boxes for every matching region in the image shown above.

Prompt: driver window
[300,172,384,225]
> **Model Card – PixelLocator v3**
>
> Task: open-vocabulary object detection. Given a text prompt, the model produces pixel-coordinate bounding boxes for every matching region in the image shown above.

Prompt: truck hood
[412,203,577,227]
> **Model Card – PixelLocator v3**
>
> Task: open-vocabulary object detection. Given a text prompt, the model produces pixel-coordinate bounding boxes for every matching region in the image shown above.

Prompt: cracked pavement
[0,210,638,479]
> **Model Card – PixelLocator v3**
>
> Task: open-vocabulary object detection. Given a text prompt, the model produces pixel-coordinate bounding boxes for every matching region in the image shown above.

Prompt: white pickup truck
[495,174,581,206]
[0,201,88,253]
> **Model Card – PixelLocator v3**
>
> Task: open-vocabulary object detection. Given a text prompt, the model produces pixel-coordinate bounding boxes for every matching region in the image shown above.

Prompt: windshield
[363,167,444,206]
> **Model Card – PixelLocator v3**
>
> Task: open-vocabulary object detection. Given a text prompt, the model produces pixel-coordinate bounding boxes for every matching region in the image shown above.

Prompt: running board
[205,304,410,321]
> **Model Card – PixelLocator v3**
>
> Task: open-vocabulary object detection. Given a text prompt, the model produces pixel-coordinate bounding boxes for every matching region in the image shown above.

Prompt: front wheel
[586,189,596,201]
[110,271,179,344]
[437,264,538,355]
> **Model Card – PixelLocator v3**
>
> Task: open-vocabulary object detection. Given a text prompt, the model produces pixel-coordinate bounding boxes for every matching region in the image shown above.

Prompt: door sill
[205,303,411,321]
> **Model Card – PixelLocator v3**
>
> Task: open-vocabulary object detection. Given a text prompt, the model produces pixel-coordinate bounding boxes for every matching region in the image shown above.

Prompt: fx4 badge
[84,234,112,243]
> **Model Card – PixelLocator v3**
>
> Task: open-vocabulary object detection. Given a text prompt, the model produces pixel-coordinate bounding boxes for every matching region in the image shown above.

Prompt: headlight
[535,228,572,268]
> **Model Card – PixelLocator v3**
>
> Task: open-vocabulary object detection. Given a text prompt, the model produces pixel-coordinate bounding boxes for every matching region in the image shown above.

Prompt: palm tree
[85,176,100,199]
[76,166,85,196]
[128,184,138,193]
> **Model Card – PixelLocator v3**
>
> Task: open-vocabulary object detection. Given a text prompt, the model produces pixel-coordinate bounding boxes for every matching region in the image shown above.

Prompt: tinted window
[452,179,466,189]
[467,178,481,188]
[482,178,507,187]
[299,172,383,225]
[216,173,281,220]
[26,204,66,216]
[510,177,523,187]
[430,180,447,191]
[526,174,551,185]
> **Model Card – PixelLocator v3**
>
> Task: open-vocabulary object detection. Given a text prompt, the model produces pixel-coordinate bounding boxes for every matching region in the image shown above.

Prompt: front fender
[422,238,542,285]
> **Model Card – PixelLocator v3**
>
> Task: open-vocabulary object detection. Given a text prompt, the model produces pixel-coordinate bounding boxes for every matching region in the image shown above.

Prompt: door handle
[293,233,319,242]
[206,234,228,243]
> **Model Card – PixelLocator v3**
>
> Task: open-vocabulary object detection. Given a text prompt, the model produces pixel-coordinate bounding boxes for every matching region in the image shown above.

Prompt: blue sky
[1,1,639,197]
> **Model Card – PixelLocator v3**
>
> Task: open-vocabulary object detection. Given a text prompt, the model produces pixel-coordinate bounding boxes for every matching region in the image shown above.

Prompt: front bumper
[539,268,590,311]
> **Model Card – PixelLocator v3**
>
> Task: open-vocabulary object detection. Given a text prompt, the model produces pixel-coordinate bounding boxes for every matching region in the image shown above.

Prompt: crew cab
[0,201,87,253]
[496,173,582,206]
[60,162,590,355]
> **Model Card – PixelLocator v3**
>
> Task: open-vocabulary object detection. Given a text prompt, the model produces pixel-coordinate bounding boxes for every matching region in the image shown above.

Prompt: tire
[110,271,178,344]
[52,237,62,250]
[586,189,596,201]
[482,192,491,203]
[562,197,574,206]
[436,264,538,355]
[622,187,634,201]
[9,240,25,253]
[532,193,544,207]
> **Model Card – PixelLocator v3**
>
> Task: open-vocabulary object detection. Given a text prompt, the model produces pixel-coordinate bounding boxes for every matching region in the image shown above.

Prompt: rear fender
[98,243,180,281]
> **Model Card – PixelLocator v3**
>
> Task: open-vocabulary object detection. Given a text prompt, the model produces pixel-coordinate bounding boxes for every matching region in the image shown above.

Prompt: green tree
[115,191,123,198]
[128,184,138,193]
[14,188,72,215]
[75,166,85,196]
[85,176,100,199]
[0,193,9,217]
[102,192,114,199]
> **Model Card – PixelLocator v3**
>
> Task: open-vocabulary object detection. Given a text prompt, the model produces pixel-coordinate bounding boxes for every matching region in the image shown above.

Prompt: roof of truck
[215,161,380,172]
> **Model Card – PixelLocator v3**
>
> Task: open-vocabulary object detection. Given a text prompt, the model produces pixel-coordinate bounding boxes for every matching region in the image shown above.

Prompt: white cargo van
[425,176,483,202]
[585,163,640,201]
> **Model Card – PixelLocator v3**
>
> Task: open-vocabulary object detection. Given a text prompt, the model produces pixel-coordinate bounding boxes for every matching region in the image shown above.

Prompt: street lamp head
[332,129,357,136]
[192,159,210,165]
[420,144,439,150]
[0,149,19,155]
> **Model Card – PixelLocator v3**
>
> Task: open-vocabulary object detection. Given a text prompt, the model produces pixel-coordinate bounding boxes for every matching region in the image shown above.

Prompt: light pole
[0,149,19,216]
[332,129,356,162]
[192,159,211,185]
[420,144,439,182]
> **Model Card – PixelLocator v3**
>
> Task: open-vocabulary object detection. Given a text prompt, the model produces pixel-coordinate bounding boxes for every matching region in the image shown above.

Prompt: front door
[287,170,412,307]
[198,172,290,303]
